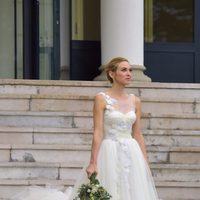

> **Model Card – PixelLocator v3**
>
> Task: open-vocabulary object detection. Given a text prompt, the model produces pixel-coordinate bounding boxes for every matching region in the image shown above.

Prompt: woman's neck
[107,84,127,98]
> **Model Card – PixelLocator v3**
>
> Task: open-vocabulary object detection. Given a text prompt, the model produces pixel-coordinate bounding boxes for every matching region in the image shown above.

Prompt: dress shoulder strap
[97,92,106,97]
[96,92,115,106]
[96,92,108,101]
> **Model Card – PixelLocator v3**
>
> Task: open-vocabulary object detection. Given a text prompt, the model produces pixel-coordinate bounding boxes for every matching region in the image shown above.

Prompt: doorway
[0,0,60,80]
[70,0,101,80]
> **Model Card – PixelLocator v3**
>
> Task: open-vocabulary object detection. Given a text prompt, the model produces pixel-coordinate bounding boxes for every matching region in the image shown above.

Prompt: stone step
[0,111,82,128]
[0,94,94,112]
[1,80,200,100]
[0,144,200,164]
[0,179,73,199]
[0,162,199,183]
[0,93,199,115]
[0,127,200,148]
[11,144,90,165]
[143,129,200,147]
[0,162,81,183]
[0,162,60,180]
[149,146,200,164]
[30,95,200,115]
[33,128,200,147]
[0,144,91,164]
[156,181,200,200]
[0,127,33,145]
[144,113,200,130]
[0,162,81,182]
[0,163,199,199]
[1,111,200,130]
[0,127,92,145]
[0,179,199,200]
[0,80,199,199]
[151,163,200,182]
[0,161,199,199]
[0,80,111,96]
[169,146,200,164]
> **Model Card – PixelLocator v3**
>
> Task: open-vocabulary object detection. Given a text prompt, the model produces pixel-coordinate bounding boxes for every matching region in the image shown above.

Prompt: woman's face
[111,61,133,85]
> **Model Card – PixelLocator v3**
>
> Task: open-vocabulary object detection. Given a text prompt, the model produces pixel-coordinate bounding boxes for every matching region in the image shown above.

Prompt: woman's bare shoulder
[134,95,141,104]
[94,92,106,108]
[130,94,141,105]
[95,92,106,100]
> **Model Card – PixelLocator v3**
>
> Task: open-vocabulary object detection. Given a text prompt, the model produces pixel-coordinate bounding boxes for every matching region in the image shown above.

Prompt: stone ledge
[151,163,200,170]
[0,127,33,133]
[0,179,199,188]
[1,126,200,136]
[0,94,31,99]
[0,92,198,102]
[1,79,200,89]
[1,110,200,118]
[147,146,200,152]
[143,129,200,136]
[0,162,60,168]
[171,146,200,152]
[1,143,199,152]
[156,181,200,188]
[0,179,73,186]
[0,161,198,170]
[11,144,90,150]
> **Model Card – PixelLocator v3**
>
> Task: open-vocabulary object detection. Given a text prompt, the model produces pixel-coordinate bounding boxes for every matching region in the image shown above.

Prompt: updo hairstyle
[104,57,129,83]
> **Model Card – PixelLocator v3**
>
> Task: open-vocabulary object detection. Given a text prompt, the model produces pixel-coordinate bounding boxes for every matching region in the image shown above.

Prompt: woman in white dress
[85,57,159,200]
[11,57,159,200]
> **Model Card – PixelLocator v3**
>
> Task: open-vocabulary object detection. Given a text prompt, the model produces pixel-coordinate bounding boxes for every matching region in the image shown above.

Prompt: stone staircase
[0,79,200,200]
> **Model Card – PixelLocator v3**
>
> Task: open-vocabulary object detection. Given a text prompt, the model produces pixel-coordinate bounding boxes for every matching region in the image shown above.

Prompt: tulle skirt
[11,138,159,200]
[96,137,159,200]
[10,185,73,200]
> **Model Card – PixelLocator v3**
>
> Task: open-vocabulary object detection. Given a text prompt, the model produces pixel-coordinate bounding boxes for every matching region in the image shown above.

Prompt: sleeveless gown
[11,92,159,200]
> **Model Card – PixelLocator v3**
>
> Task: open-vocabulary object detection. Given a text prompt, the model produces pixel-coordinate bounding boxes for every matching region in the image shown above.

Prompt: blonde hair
[104,57,129,83]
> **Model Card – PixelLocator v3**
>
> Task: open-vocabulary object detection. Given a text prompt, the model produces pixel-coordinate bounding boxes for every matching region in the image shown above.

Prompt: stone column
[95,0,151,82]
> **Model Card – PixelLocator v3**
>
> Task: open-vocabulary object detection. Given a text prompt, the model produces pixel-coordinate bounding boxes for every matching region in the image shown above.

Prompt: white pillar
[60,0,70,79]
[95,0,151,82]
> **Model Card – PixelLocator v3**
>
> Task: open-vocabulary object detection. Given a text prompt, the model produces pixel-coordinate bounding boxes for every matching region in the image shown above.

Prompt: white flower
[87,189,91,193]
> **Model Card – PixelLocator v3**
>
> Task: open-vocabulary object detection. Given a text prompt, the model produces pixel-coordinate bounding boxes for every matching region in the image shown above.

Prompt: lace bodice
[98,92,137,140]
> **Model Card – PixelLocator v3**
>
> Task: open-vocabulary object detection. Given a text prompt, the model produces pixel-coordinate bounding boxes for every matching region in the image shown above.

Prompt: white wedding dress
[11,92,159,200]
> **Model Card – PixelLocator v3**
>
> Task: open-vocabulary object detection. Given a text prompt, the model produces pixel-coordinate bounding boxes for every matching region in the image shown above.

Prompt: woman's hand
[86,163,98,177]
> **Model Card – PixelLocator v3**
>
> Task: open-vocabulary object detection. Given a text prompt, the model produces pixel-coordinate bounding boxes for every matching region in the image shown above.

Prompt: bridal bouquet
[73,173,112,200]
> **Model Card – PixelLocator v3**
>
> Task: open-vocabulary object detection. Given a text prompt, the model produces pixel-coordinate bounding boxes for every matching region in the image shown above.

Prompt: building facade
[0,0,199,83]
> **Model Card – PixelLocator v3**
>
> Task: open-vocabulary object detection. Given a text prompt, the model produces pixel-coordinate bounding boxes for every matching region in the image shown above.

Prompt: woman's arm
[132,96,148,162]
[86,94,105,177]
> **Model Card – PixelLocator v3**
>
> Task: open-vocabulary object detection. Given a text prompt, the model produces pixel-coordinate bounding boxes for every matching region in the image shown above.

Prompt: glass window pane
[39,0,53,79]
[0,0,15,78]
[71,0,100,41]
[16,0,23,79]
[145,0,194,43]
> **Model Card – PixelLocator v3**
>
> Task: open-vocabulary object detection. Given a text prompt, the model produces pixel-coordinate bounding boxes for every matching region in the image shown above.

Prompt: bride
[11,57,159,200]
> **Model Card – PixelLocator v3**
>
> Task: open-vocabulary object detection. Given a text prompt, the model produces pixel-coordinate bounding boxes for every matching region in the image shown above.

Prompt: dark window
[145,0,194,43]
